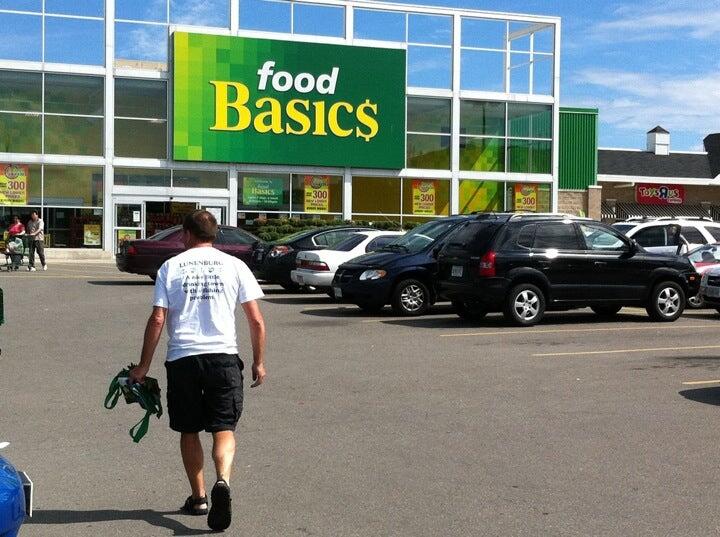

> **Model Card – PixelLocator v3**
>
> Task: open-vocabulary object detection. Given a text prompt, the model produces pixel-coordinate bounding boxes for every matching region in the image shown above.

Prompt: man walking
[26,210,46,271]
[128,210,266,532]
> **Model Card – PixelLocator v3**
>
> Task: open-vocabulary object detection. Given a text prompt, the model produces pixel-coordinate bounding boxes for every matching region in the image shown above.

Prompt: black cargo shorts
[165,353,244,433]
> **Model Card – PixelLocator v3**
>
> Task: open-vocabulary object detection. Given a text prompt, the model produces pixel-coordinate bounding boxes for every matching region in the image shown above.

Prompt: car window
[366,235,398,252]
[443,221,502,255]
[579,224,627,251]
[681,226,707,245]
[387,219,461,254]
[688,245,720,264]
[612,224,634,235]
[517,224,536,249]
[708,228,720,242]
[633,226,668,248]
[532,223,582,250]
[331,234,366,252]
[148,227,181,241]
[314,230,356,247]
[216,227,255,245]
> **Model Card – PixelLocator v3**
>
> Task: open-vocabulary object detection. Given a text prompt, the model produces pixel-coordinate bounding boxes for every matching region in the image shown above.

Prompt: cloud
[570,68,720,139]
[170,0,228,28]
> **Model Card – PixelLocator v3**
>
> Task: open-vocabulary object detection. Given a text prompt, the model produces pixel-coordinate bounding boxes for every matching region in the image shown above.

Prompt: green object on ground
[0,288,4,326]
[104,364,163,443]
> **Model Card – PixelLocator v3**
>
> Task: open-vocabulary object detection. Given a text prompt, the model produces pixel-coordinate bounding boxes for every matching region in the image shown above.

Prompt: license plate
[296,274,304,284]
[333,286,342,298]
[706,286,720,298]
[451,265,463,277]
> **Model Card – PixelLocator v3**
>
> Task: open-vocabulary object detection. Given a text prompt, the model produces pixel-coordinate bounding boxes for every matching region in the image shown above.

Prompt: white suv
[613,217,720,254]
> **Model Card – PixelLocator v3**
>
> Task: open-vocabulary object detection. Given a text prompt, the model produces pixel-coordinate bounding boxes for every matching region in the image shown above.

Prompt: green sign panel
[173,32,406,169]
[242,177,284,207]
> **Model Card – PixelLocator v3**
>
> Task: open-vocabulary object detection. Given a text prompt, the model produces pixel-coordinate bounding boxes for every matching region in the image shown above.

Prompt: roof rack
[508,212,591,221]
[621,216,714,222]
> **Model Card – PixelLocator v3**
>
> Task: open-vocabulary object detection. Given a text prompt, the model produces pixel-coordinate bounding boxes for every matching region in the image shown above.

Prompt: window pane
[408,45,451,89]
[0,13,41,61]
[460,100,505,136]
[507,139,551,174]
[0,0,41,10]
[509,22,532,51]
[507,104,552,138]
[354,9,405,42]
[171,0,229,28]
[173,170,227,189]
[579,224,626,251]
[462,18,506,49]
[407,134,450,170]
[293,3,344,38]
[408,14,452,45]
[115,119,167,158]
[115,23,168,66]
[402,178,449,216]
[44,208,103,248]
[114,167,170,187]
[239,0,290,33]
[510,53,530,94]
[45,116,103,156]
[115,0,167,22]
[459,137,505,172]
[0,71,42,111]
[407,97,450,134]
[461,50,504,92]
[352,177,400,215]
[0,164,41,205]
[239,174,290,211]
[0,113,41,153]
[533,56,553,95]
[291,174,342,214]
[43,165,103,207]
[458,180,504,214]
[681,226,707,245]
[45,17,104,65]
[534,27,554,53]
[533,223,579,250]
[45,0,103,17]
[115,78,166,118]
[45,74,104,115]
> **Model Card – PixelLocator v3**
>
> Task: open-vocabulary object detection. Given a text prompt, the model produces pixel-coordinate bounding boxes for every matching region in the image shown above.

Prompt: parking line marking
[533,345,720,358]
[682,380,720,386]
[441,324,717,338]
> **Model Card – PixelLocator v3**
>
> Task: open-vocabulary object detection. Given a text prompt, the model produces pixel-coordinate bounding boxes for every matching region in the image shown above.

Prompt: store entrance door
[144,201,197,238]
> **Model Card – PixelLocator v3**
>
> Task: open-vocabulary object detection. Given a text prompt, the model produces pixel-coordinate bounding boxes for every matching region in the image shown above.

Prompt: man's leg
[28,240,35,268]
[180,432,206,499]
[211,431,236,483]
[37,240,46,268]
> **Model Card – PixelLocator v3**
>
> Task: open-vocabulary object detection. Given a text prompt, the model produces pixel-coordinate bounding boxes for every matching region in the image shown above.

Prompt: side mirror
[431,246,441,259]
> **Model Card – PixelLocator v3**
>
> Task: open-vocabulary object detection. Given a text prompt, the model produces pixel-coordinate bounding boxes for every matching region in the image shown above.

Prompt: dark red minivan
[116,225,261,280]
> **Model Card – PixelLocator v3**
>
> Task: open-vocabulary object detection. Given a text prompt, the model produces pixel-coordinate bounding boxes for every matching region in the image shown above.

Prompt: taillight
[269,245,293,258]
[127,245,137,255]
[297,259,329,271]
[478,251,496,277]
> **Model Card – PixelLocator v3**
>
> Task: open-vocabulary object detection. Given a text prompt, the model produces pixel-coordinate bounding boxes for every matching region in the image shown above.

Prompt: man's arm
[241,300,266,387]
[129,306,167,383]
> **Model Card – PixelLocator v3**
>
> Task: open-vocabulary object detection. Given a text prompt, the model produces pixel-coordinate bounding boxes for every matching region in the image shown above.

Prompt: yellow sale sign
[0,164,28,205]
[412,180,436,215]
[304,176,330,213]
[514,184,538,212]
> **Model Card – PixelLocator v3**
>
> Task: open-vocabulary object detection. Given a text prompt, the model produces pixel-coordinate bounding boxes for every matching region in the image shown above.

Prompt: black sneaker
[180,494,208,516]
[207,479,232,531]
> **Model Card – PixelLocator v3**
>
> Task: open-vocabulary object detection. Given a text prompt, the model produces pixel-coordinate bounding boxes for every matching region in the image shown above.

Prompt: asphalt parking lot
[3,263,720,536]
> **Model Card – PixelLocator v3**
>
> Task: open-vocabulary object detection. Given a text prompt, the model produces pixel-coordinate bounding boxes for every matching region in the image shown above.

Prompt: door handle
[594,261,608,266]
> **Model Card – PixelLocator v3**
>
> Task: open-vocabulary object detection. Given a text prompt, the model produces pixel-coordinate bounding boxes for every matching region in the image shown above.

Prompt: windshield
[331,234,366,252]
[688,244,720,264]
[612,224,635,235]
[383,219,460,254]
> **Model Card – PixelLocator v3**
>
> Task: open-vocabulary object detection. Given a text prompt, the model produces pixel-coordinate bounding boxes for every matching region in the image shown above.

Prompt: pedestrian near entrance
[26,211,46,271]
[128,210,266,532]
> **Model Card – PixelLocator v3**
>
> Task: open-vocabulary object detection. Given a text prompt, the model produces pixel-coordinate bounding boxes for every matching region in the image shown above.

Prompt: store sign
[173,33,406,168]
[412,180,437,215]
[636,183,685,205]
[242,177,284,207]
[0,164,28,205]
[514,184,538,212]
[304,176,330,213]
[83,224,101,246]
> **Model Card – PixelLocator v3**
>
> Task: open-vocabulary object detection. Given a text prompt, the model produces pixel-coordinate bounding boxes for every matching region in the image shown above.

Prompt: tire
[591,305,622,317]
[391,279,431,316]
[503,283,546,326]
[646,281,685,322]
[687,293,704,309]
[453,300,488,321]
[356,301,384,313]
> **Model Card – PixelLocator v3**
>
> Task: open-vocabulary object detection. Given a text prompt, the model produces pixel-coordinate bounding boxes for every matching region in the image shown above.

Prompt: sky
[375,0,720,152]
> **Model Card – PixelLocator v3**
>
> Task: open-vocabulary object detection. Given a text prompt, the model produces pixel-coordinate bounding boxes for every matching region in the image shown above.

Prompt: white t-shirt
[153,246,264,362]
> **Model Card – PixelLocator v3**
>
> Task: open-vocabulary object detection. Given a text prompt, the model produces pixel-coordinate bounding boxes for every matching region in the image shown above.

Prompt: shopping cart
[2,235,28,272]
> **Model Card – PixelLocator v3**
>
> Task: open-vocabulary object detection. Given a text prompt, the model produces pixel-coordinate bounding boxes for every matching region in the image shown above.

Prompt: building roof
[647,126,669,134]
[598,149,714,179]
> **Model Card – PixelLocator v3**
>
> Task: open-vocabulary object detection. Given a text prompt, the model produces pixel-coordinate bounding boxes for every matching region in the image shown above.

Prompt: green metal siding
[559,107,598,190]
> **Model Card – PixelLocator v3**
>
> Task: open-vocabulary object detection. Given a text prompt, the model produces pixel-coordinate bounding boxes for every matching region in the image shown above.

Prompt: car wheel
[453,300,488,321]
[646,281,685,322]
[503,284,545,326]
[356,301,384,313]
[392,279,430,316]
[687,293,704,309]
[591,305,622,317]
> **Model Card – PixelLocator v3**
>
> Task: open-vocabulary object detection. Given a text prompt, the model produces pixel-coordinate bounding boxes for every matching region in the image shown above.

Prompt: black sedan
[251,226,374,290]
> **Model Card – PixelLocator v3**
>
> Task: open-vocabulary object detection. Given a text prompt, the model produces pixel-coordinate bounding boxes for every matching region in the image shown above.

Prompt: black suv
[437,214,700,325]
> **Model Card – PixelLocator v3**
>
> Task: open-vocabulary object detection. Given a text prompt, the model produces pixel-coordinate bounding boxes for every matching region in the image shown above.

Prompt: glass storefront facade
[0,0,559,251]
